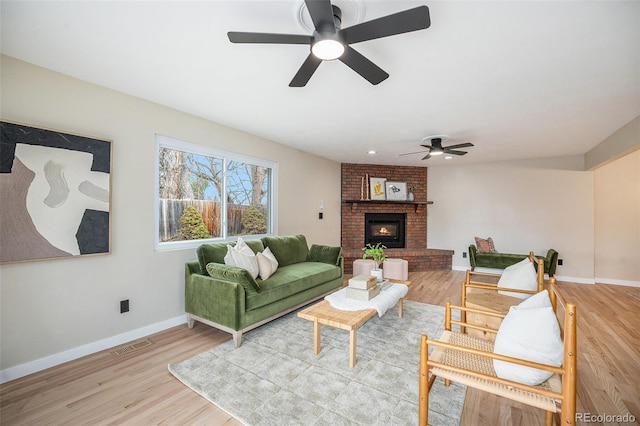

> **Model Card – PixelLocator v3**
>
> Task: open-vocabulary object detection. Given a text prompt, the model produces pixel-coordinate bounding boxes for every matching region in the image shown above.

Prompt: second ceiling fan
[400,136,475,160]
[228,1,431,87]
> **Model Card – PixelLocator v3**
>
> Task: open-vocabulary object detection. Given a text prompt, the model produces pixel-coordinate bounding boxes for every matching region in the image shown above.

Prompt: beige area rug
[168,300,466,425]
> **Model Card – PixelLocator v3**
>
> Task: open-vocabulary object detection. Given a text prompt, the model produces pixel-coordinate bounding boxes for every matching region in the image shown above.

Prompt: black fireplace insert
[364,213,406,249]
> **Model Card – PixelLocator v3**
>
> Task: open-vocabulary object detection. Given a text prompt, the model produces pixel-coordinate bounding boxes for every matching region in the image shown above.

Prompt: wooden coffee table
[297,279,411,368]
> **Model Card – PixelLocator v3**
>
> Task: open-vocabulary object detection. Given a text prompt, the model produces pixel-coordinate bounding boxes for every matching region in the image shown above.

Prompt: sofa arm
[185,264,246,330]
[468,245,478,270]
[545,249,559,277]
[308,244,343,266]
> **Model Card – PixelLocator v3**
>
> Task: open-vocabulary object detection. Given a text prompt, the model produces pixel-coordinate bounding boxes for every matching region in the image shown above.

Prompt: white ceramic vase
[371,268,383,283]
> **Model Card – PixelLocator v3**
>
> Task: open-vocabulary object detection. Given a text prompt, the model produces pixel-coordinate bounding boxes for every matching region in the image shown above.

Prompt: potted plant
[362,243,387,282]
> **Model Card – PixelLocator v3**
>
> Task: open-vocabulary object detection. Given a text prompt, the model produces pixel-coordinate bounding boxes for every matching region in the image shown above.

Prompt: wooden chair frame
[461,252,545,338]
[419,277,577,425]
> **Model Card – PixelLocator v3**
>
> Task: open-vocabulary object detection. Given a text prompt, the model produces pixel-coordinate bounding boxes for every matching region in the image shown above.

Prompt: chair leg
[419,335,429,425]
[545,410,553,426]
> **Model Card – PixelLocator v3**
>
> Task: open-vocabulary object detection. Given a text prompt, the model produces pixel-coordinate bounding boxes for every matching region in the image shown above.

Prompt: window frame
[154,134,278,252]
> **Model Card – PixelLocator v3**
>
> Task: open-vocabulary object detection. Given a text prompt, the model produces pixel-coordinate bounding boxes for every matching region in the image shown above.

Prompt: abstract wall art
[0,121,112,263]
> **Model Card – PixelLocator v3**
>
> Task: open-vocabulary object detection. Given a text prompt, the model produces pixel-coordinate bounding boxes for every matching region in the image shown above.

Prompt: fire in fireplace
[364,213,406,249]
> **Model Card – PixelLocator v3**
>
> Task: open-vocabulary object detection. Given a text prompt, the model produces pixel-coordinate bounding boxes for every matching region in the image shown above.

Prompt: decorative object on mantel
[369,176,386,200]
[407,184,420,201]
[0,120,112,264]
[362,242,388,282]
[385,181,407,201]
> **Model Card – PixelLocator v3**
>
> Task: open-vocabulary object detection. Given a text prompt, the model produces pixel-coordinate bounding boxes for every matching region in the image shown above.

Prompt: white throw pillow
[261,246,279,270]
[224,244,236,267]
[518,289,552,309]
[497,258,538,299]
[493,294,564,385]
[224,238,260,279]
[256,252,274,280]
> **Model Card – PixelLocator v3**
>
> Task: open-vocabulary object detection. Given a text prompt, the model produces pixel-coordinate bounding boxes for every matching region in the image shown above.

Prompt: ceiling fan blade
[420,144,433,149]
[444,142,474,150]
[444,149,468,156]
[422,153,432,160]
[228,32,311,45]
[340,6,430,45]
[399,150,429,156]
[339,46,389,85]
[305,0,336,33]
[289,54,323,87]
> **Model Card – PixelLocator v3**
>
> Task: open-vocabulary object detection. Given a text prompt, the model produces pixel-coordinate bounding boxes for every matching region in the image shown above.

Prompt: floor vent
[113,338,153,356]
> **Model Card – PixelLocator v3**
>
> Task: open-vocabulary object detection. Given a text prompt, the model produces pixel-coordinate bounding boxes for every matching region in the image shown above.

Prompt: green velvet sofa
[185,234,343,347]
[468,245,559,276]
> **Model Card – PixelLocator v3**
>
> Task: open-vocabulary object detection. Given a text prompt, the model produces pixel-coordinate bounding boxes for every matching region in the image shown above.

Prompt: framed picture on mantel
[370,177,386,200]
[386,182,407,200]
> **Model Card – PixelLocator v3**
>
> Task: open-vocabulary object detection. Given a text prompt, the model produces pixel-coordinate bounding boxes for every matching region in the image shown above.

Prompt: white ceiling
[1,1,639,166]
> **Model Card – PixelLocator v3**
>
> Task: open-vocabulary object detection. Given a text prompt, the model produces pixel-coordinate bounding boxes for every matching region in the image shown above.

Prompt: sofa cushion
[261,234,309,267]
[197,239,264,274]
[246,262,342,310]
[308,244,342,265]
[205,262,261,293]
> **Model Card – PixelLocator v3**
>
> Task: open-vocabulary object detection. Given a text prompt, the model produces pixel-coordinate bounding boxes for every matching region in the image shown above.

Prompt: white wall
[0,56,341,377]
[594,150,640,285]
[427,156,595,282]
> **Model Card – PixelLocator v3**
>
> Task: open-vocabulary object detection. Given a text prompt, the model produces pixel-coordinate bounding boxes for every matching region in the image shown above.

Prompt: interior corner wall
[594,150,640,285]
[0,55,341,374]
[426,156,595,282]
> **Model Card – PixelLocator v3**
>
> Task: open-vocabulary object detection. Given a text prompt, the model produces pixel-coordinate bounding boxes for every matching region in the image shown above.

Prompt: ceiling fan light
[430,150,444,156]
[312,39,344,60]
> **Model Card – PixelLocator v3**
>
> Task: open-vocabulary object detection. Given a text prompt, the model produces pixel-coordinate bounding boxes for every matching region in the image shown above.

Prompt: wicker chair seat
[430,331,561,412]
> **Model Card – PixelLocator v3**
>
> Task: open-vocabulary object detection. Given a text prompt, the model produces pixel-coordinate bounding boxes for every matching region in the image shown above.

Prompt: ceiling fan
[227,1,431,87]
[400,136,474,160]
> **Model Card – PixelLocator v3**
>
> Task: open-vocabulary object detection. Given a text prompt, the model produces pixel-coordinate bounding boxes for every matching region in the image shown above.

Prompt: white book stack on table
[346,275,385,301]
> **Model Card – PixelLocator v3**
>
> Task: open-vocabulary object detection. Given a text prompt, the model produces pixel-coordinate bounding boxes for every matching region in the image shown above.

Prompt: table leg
[399,298,404,318]
[314,319,321,355]
[349,328,357,368]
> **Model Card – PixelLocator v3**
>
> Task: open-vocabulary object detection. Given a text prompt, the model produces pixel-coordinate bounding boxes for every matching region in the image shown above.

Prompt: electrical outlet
[120,299,129,313]
[558,259,563,266]
[462,252,467,258]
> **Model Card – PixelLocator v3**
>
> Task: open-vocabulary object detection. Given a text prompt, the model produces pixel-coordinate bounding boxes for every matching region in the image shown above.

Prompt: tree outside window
[155,136,275,249]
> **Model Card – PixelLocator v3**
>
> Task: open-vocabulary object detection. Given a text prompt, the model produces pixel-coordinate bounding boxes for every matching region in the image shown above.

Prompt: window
[155,135,277,251]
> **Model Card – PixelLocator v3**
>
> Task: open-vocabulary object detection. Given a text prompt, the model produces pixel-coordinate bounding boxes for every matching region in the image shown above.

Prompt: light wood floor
[1,271,639,425]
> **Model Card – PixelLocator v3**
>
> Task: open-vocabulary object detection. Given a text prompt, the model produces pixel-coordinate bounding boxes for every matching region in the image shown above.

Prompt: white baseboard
[0,315,187,384]
[595,277,640,288]
[554,275,596,285]
[452,265,597,284]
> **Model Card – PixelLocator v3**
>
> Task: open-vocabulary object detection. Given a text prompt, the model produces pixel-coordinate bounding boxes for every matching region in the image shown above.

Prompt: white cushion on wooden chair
[493,292,564,385]
[497,258,538,299]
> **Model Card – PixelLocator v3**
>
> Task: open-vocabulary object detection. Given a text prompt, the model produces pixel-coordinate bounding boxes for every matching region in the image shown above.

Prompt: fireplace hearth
[365,213,406,249]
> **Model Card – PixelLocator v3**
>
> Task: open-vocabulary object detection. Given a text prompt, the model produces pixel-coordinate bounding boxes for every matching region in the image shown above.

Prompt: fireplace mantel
[343,199,433,212]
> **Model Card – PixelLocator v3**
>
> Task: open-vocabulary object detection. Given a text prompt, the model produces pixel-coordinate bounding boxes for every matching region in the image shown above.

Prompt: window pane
[158,147,223,242]
[226,160,270,237]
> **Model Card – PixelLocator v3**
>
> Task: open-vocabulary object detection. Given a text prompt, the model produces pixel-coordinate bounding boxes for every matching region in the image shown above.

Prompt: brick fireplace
[341,163,453,274]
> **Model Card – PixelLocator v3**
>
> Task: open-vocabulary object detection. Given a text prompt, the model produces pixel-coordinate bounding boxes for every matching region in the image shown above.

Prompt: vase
[371,268,383,283]
[407,192,414,201]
